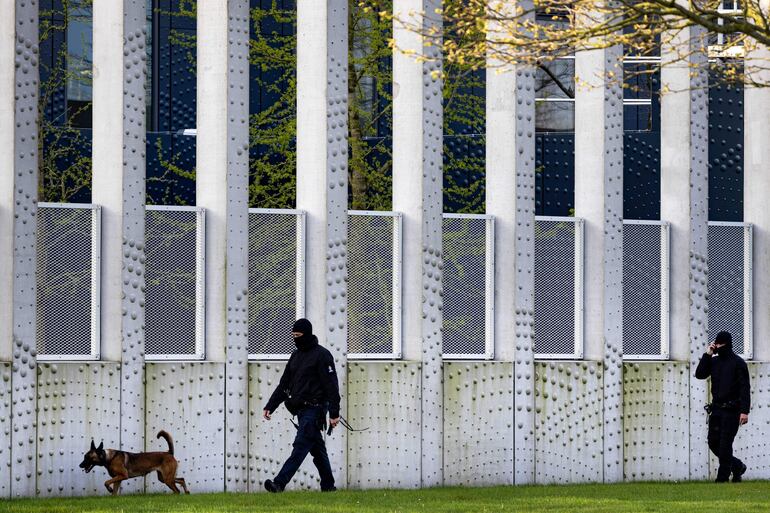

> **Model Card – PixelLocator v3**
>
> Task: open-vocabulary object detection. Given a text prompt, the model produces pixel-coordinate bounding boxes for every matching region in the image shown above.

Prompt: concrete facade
[1,1,768,498]
[660,24,710,479]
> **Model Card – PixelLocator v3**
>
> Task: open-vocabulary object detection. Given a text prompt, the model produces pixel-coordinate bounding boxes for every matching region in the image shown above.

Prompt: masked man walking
[262,318,340,492]
[695,330,751,483]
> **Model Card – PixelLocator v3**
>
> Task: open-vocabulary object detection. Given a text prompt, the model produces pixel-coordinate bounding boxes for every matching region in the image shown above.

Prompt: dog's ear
[97,441,103,451]
[90,440,96,451]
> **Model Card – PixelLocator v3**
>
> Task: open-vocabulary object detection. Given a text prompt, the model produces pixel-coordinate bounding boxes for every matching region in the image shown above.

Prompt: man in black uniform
[262,318,340,493]
[695,330,751,483]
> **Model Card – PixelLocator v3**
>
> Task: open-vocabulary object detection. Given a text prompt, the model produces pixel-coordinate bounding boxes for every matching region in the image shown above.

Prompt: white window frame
[709,221,753,360]
[247,208,306,361]
[145,205,206,361]
[346,210,403,360]
[533,215,584,360]
[441,213,495,360]
[622,219,670,361]
[37,202,102,361]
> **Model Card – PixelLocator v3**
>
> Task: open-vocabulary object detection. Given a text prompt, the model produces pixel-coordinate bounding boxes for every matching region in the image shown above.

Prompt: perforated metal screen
[347,212,401,357]
[248,209,305,358]
[442,214,494,358]
[145,206,205,359]
[534,217,583,357]
[623,221,669,358]
[708,222,752,358]
[37,204,100,359]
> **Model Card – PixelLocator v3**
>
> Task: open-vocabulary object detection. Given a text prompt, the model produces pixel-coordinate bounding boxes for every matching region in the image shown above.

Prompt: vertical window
[147,0,154,129]
[535,57,575,132]
[64,1,154,129]
[66,0,92,128]
[623,58,656,131]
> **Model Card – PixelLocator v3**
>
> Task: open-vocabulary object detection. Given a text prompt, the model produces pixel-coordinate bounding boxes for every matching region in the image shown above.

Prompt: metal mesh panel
[248,211,299,356]
[534,218,579,356]
[708,223,747,355]
[623,222,663,356]
[442,216,487,356]
[145,208,200,357]
[37,205,97,357]
[348,213,395,355]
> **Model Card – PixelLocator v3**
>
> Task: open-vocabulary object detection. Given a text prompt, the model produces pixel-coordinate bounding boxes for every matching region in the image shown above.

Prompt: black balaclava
[292,318,316,351]
[714,330,733,355]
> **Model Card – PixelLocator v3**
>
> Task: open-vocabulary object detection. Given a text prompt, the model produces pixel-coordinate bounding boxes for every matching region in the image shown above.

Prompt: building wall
[3,0,766,499]
[0,360,765,496]
[38,2,745,217]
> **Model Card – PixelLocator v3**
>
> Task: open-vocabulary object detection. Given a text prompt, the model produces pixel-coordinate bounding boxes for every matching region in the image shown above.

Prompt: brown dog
[79,430,190,495]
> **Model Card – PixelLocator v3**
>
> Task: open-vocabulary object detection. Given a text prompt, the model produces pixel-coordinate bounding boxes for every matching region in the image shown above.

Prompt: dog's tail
[157,430,174,455]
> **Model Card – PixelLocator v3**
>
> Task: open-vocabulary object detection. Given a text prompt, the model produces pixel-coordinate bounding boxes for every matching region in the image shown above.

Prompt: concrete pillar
[660,25,709,478]
[93,0,147,479]
[485,0,535,485]
[197,0,250,491]
[1,0,40,497]
[0,2,15,365]
[574,39,624,481]
[393,0,443,487]
[744,7,770,362]
[296,0,349,487]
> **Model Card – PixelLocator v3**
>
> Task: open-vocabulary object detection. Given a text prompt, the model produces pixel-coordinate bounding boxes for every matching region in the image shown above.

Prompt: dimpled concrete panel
[709,362,770,480]
[11,0,40,498]
[248,362,320,491]
[346,362,421,489]
[443,362,514,486]
[145,363,225,493]
[225,0,251,492]
[323,0,349,487]
[296,0,350,487]
[623,362,689,481]
[1,363,11,497]
[535,361,603,484]
[686,31,710,480]
[36,363,120,496]
[120,1,148,485]
[485,3,537,483]
[602,43,626,484]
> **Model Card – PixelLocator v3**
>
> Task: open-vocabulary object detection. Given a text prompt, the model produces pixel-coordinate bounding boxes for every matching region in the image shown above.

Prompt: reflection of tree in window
[536,59,575,99]
[534,12,575,132]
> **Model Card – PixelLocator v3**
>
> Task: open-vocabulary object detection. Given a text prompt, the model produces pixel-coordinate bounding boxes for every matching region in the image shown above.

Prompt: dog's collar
[99,449,115,467]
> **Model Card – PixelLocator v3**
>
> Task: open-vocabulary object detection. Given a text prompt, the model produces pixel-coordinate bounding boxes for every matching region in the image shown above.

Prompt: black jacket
[263,335,341,418]
[695,347,751,415]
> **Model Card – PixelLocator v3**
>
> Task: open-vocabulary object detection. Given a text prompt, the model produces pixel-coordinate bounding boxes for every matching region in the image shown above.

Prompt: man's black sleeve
[318,350,341,418]
[264,356,293,413]
[737,360,751,415]
[694,353,712,380]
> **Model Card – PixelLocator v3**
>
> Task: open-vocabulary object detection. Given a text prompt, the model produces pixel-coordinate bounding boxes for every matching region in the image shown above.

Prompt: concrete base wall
[1,360,768,496]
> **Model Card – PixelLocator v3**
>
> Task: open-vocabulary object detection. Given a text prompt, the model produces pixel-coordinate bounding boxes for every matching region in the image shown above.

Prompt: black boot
[733,463,747,483]
[264,479,284,493]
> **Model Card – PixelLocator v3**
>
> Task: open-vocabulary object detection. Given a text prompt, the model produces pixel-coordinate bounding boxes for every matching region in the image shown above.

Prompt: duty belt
[705,400,738,414]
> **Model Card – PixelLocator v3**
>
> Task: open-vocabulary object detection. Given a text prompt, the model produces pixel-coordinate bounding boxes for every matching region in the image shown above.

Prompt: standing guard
[262,319,341,492]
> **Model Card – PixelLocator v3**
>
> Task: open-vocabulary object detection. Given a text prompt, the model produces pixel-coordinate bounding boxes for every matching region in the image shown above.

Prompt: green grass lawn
[1,481,769,513]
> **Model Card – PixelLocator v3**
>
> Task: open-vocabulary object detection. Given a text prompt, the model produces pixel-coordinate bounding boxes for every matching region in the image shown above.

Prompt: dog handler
[262,318,341,492]
[695,330,751,482]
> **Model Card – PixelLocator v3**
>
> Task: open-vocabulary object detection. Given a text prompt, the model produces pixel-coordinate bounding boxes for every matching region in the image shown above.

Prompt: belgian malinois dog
[79,430,190,495]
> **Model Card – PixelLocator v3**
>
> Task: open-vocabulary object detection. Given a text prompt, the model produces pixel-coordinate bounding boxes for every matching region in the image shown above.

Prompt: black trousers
[274,406,335,490]
[707,407,744,482]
